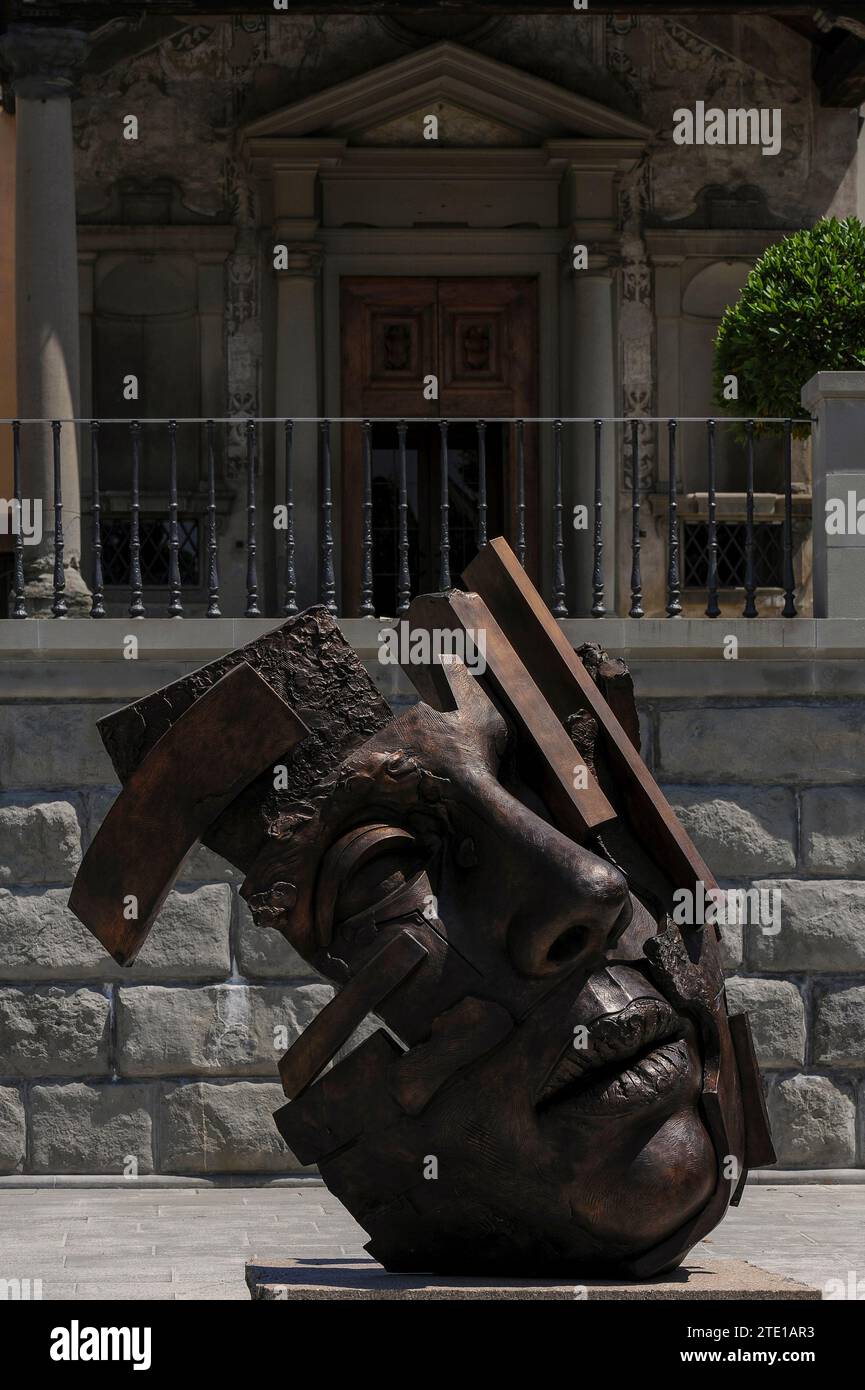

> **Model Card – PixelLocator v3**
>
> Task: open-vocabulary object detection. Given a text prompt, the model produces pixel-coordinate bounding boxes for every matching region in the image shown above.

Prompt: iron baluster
[628,418,644,619]
[51,420,66,617]
[90,420,105,618]
[666,418,682,617]
[245,419,260,617]
[11,421,26,618]
[205,419,220,618]
[439,418,451,590]
[706,418,720,618]
[282,419,297,617]
[476,419,488,552]
[129,420,145,618]
[397,421,410,617]
[319,419,337,615]
[515,417,526,567]
[552,418,567,617]
[591,418,605,618]
[360,419,374,617]
[167,419,182,618]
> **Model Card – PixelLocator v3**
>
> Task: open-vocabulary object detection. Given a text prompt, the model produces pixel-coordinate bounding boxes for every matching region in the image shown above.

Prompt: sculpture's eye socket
[316,824,431,940]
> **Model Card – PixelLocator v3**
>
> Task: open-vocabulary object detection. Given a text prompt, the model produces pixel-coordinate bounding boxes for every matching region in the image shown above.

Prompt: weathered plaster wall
[71,13,859,223]
[70,12,859,437]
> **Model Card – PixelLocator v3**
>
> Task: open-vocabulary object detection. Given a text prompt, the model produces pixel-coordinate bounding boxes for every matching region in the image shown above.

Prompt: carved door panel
[341,276,538,615]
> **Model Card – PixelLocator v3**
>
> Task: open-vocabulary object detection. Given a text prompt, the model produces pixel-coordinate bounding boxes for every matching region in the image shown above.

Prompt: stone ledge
[0,1173,326,1188]
[748,1168,865,1183]
[0,1170,861,1188]
[0,617,863,663]
[245,1257,821,1301]
[2,623,865,701]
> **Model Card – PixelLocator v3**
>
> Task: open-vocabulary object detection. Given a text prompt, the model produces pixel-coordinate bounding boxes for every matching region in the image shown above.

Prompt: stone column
[0,25,90,613]
[78,252,95,420]
[567,265,617,615]
[274,244,322,610]
[802,372,865,618]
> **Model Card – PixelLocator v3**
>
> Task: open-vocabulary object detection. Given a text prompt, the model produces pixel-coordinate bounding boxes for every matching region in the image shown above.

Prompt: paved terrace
[0,1183,861,1300]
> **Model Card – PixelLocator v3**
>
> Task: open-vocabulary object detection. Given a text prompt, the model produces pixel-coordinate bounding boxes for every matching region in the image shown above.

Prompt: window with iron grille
[101,517,201,588]
[683,521,784,590]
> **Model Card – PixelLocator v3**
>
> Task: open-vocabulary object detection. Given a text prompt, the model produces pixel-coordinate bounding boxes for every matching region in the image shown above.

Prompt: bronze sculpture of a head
[70,540,774,1279]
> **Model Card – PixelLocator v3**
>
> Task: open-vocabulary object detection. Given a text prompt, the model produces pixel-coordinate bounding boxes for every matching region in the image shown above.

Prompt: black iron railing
[1,415,811,620]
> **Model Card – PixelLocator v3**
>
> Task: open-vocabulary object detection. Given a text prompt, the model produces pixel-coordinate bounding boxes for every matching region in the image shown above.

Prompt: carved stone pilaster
[605,14,644,107]
[618,158,657,493]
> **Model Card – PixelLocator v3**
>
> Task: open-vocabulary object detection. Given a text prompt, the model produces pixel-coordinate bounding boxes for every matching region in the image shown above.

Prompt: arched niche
[681,260,751,318]
[93,255,200,492]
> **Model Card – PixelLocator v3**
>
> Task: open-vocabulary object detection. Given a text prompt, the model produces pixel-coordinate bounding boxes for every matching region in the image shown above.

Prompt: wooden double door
[340,276,538,616]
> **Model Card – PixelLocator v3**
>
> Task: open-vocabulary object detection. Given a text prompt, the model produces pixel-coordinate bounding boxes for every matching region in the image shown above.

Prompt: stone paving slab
[0,1185,860,1301]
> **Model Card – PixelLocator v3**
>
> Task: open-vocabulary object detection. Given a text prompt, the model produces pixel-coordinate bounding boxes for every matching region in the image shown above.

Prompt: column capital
[560,227,621,277]
[0,24,91,100]
[274,242,324,280]
[560,243,619,278]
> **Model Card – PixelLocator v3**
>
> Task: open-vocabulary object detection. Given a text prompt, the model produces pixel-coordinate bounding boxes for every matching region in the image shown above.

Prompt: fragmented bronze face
[70,540,774,1279]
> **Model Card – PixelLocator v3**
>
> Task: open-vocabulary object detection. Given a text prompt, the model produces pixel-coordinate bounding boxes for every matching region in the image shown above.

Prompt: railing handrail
[0,415,815,426]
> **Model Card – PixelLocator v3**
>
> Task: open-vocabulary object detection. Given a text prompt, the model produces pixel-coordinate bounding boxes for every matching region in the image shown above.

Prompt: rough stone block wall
[0,702,330,1175]
[0,690,863,1173]
[644,698,865,1171]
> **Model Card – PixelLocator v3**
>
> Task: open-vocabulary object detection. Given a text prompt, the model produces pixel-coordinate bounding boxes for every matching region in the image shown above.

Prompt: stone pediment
[357,102,535,150]
[242,41,651,148]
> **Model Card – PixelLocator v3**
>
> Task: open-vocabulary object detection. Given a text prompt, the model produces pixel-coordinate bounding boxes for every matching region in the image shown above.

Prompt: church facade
[2,9,863,617]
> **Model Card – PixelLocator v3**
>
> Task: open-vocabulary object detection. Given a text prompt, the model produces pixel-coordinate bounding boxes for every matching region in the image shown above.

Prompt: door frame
[326,247,561,617]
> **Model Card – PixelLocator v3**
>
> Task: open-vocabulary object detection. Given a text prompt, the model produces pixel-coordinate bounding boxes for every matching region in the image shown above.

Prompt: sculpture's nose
[506,838,632,979]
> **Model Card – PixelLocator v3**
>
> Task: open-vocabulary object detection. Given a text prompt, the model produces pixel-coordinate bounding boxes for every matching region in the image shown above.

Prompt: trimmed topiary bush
[713,216,865,431]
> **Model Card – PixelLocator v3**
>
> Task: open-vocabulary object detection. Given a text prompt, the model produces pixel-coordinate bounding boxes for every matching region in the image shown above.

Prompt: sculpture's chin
[533,1025,718,1264]
[574,1105,718,1258]
[368,1104,719,1279]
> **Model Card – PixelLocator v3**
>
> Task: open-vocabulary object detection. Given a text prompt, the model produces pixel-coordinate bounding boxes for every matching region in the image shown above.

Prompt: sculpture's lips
[536,997,693,1117]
